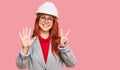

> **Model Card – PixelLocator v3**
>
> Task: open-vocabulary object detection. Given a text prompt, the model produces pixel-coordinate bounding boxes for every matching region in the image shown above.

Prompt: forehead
[41,14,53,18]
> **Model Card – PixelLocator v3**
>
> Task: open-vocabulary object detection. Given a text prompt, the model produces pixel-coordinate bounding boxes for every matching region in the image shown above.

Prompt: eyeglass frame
[39,15,54,23]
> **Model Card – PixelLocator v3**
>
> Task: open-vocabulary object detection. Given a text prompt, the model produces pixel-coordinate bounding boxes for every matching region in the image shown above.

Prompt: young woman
[16,2,76,70]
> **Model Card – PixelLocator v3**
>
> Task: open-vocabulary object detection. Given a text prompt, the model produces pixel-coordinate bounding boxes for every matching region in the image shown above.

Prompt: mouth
[42,24,49,28]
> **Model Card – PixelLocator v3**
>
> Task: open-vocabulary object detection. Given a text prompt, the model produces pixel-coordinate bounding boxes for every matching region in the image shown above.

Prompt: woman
[16,2,76,70]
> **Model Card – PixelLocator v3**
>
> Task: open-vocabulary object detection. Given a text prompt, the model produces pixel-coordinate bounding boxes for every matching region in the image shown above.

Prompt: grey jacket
[16,38,76,70]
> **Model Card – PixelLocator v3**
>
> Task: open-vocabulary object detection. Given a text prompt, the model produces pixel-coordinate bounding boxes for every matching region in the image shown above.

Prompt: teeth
[43,24,49,28]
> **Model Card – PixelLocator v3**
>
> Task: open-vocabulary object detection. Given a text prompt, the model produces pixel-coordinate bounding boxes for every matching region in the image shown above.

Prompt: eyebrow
[41,15,53,18]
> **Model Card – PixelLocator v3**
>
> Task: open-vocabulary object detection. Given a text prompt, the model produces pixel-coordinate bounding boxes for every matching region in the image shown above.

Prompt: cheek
[38,22,42,27]
[50,23,54,28]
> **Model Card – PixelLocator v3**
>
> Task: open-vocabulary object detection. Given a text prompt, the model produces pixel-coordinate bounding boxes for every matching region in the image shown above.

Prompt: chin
[42,28,51,32]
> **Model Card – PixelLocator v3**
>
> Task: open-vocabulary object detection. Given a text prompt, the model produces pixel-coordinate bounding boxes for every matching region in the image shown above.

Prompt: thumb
[31,36,37,44]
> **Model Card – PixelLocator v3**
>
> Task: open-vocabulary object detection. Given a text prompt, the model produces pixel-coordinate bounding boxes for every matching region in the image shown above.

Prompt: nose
[44,19,49,23]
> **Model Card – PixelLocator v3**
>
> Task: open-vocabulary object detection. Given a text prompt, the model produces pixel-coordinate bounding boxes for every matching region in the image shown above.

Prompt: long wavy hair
[32,13,61,56]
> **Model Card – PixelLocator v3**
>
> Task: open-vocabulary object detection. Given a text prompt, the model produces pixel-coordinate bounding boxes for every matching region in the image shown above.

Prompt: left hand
[60,29,71,48]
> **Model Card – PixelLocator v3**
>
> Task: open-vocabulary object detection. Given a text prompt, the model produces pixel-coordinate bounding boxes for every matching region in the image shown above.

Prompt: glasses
[40,16,53,23]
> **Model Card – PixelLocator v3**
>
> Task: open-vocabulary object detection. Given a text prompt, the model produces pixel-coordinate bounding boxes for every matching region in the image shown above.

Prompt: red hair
[32,13,60,56]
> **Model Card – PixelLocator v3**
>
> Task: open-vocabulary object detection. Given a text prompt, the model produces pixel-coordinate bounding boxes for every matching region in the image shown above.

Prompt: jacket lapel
[46,42,58,67]
[46,43,52,64]
[33,38,57,67]
[34,38,45,66]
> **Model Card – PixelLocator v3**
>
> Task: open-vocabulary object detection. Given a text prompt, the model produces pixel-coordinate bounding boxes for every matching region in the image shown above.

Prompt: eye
[41,16,45,19]
[48,18,53,21]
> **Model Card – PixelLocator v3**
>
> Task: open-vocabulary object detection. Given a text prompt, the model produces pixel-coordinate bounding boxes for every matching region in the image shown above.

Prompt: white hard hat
[36,2,58,18]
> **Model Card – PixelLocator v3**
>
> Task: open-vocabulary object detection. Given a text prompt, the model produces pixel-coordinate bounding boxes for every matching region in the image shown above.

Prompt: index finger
[28,28,31,37]
[65,30,71,37]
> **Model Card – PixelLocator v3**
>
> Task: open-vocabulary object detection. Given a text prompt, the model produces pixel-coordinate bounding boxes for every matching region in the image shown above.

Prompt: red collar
[39,35,50,42]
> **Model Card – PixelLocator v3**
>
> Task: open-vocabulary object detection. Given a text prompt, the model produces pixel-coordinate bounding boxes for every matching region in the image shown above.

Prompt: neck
[40,31,50,39]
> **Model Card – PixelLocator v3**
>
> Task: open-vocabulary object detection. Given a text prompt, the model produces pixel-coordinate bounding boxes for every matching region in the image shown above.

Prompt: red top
[38,35,50,64]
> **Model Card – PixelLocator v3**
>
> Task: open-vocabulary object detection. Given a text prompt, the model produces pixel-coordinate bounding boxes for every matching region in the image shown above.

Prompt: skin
[19,14,71,55]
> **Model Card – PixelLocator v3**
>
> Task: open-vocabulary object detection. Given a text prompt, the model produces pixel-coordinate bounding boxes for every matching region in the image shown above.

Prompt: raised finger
[28,28,31,37]
[31,36,37,44]
[60,28,63,37]
[25,27,28,36]
[19,32,23,40]
[65,30,71,37]
[22,28,25,37]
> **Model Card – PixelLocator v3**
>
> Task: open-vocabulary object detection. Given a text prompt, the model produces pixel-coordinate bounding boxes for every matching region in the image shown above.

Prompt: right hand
[19,27,36,54]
